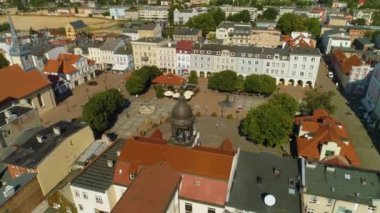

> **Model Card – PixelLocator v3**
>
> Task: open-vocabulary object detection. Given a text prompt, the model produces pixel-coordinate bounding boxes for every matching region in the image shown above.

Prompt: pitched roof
[295,109,360,166]
[179,174,228,206]
[340,55,362,75]
[0,64,51,103]
[44,54,82,74]
[113,133,235,186]
[332,49,347,62]
[112,162,181,213]
[173,28,201,35]
[69,20,87,29]
[152,74,186,86]
[176,40,193,51]
[100,38,124,51]
[138,24,157,31]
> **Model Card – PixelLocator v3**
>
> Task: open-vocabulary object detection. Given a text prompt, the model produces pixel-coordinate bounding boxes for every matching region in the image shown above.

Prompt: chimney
[107,160,113,168]
[36,135,45,143]
[53,126,61,135]
[116,150,121,156]
[4,110,12,118]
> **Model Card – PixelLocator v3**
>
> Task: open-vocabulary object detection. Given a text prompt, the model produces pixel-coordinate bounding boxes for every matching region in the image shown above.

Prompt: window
[302,65,305,69]
[266,62,270,66]
[325,150,335,156]
[310,65,314,70]
[82,192,88,200]
[75,190,80,197]
[311,57,315,62]
[308,72,312,77]
[95,195,103,204]
[300,72,304,77]
[78,204,83,211]
[295,56,298,61]
[208,208,216,213]
[37,93,44,107]
[185,203,192,213]
[303,57,307,62]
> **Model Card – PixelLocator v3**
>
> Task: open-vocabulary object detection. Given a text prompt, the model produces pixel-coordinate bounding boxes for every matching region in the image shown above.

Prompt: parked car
[328,71,334,78]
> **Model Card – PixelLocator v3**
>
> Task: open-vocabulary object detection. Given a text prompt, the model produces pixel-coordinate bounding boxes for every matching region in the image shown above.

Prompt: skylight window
[344,174,351,180]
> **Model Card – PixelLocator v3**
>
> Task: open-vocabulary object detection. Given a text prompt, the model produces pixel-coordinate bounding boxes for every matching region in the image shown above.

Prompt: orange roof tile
[0,64,51,103]
[44,53,82,74]
[332,49,347,63]
[179,174,228,206]
[220,138,234,152]
[112,162,181,213]
[295,109,360,166]
[113,134,235,186]
[152,74,186,86]
[340,55,362,75]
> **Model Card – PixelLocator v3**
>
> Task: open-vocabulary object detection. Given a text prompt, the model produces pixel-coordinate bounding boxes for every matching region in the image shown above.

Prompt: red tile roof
[176,40,193,51]
[340,55,362,75]
[113,132,236,186]
[112,162,181,213]
[0,64,51,103]
[219,138,234,152]
[332,49,347,63]
[44,54,82,74]
[152,74,186,86]
[295,109,360,166]
[179,174,228,206]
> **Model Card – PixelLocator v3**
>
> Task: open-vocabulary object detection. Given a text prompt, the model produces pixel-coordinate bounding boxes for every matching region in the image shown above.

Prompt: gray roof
[354,37,374,46]
[138,24,157,31]
[0,105,34,127]
[100,38,123,51]
[304,162,380,206]
[232,25,251,35]
[28,42,54,56]
[69,20,87,29]
[123,28,138,34]
[227,152,301,213]
[2,121,88,168]
[192,43,319,58]
[115,45,132,55]
[173,28,201,35]
[217,21,250,29]
[134,37,166,43]
[70,139,125,192]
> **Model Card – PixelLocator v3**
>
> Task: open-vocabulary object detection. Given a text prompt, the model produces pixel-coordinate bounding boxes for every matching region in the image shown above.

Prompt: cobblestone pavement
[316,60,380,170]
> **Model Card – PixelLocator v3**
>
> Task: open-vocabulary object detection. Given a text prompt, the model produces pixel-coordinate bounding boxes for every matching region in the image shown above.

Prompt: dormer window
[231,52,235,56]
[267,55,272,59]
[200,50,204,54]
[207,51,211,54]
[194,50,198,54]
[217,51,221,55]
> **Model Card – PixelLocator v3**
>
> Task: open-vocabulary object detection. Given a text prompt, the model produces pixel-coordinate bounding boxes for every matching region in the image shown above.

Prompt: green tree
[268,93,299,116]
[302,88,336,114]
[262,7,278,20]
[209,7,226,26]
[82,89,124,133]
[244,74,277,95]
[187,13,217,35]
[276,13,306,35]
[242,103,293,147]
[236,74,245,92]
[227,10,251,22]
[244,74,261,93]
[351,18,366,25]
[372,12,380,26]
[0,54,10,69]
[155,85,164,99]
[0,23,10,32]
[125,66,162,95]
[304,18,321,38]
[208,70,238,92]
[168,5,183,26]
[188,70,198,84]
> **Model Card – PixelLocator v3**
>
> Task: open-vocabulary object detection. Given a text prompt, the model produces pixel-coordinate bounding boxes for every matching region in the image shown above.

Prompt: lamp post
[205,105,208,116]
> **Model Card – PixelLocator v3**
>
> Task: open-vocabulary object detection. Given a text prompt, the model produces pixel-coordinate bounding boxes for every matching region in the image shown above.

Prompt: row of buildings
[131,37,322,87]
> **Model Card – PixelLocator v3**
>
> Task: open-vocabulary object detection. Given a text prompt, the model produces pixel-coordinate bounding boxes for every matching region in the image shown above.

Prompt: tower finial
[7,15,18,43]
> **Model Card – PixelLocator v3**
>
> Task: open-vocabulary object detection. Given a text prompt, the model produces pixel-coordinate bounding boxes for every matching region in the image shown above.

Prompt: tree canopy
[125,66,162,95]
[208,70,238,92]
[187,13,217,35]
[242,94,298,147]
[372,12,380,26]
[0,23,10,32]
[82,89,124,134]
[227,10,251,22]
[0,54,9,69]
[276,13,321,37]
[244,74,277,95]
[351,18,366,26]
[188,70,198,84]
[302,88,336,114]
[262,8,278,20]
[209,7,226,27]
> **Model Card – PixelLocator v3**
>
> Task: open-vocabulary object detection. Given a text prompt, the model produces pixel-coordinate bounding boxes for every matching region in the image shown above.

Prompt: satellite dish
[264,194,276,206]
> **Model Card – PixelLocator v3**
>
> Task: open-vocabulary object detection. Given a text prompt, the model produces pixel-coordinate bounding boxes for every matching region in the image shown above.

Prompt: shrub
[211,112,217,117]
[226,114,233,119]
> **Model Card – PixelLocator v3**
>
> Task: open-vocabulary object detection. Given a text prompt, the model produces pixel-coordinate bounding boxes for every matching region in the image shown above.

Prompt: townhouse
[190,43,321,87]
[137,23,162,39]
[99,38,126,70]
[220,5,258,22]
[173,28,202,42]
[44,53,96,94]
[131,37,169,70]
[176,40,193,76]
[331,49,371,94]
[321,30,352,54]
[109,7,128,20]
[138,6,169,20]
[158,42,177,73]
[216,21,252,45]
[65,20,88,40]
[0,64,56,115]
[295,109,360,166]
[173,7,207,25]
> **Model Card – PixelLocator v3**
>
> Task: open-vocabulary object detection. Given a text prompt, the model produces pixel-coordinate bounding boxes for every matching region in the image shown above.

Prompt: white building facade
[138,6,169,20]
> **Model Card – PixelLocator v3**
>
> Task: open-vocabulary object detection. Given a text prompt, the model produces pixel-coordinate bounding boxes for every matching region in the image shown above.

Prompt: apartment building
[131,37,169,69]
[321,30,351,54]
[137,24,162,39]
[176,40,193,76]
[190,43,321,87]
[109,7,128,20]
[331,49,371,94]
[216,21,252,45]
[173,28,202,42]
[173,8,207,25]
[220,5,258,22]
[302,160,380,213]
[158,42,177,73]
[138,6,169,20]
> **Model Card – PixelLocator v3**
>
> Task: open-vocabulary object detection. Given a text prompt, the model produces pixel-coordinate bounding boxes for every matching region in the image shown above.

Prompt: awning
[112,64,129,71]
